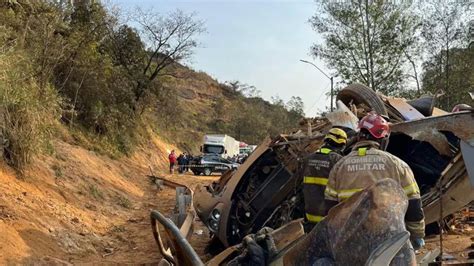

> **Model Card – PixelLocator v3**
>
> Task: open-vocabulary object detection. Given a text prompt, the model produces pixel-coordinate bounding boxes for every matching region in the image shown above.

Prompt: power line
[305,82,330,115]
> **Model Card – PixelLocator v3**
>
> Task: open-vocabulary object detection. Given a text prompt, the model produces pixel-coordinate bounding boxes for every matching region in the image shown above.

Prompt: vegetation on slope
[0,1,303,171]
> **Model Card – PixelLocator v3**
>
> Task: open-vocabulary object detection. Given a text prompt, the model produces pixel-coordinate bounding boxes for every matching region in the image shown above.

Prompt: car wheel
[192,170,200,176]
[336,83,388,116]
[203,168,212,176]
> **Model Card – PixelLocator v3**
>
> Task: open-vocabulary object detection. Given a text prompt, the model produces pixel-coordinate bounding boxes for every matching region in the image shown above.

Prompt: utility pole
[330,76,333,112]
[300,59,334,111]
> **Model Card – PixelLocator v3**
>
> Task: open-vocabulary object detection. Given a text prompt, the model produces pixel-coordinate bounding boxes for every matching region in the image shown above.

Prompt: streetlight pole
[300,59,334,111]
[330,76,333,112]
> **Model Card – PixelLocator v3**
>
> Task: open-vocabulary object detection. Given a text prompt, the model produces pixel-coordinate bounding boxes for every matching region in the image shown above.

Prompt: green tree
[422,47,473,109]
[225,80,261,98]
[209,97,229,133]
[0,3,61,170]
[231,103,269,144]
[420,1,468,108]
[310,0,420,94]
[287,96,305,117]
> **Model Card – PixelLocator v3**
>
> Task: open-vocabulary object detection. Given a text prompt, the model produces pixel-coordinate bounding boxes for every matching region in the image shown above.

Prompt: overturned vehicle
[150,84,474,265]
[193,84,474,247]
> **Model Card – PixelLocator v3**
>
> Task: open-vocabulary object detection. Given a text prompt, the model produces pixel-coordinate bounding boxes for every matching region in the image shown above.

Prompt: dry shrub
[0,51,60,172]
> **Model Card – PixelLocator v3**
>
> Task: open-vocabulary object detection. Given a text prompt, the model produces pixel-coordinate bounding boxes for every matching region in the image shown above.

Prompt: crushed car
[193,83,474,247]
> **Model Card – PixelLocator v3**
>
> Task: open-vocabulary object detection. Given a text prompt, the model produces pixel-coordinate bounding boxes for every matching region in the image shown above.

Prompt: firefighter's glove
[411,237,425,251]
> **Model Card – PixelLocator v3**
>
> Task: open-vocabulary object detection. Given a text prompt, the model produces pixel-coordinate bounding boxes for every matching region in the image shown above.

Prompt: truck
[239,142,257,155]
[201,134,240,158]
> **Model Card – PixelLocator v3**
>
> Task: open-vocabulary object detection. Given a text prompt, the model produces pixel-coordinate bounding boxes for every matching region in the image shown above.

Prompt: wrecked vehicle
[152,179,416,265]
[152,84,474,265]
[193,83,474,247]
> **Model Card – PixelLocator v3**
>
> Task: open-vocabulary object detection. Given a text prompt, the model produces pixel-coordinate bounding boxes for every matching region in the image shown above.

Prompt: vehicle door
[216,157,233,173]
[203,156,220,172]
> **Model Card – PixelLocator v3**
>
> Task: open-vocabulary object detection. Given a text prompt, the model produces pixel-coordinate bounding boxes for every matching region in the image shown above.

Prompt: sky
[109,0,331,116]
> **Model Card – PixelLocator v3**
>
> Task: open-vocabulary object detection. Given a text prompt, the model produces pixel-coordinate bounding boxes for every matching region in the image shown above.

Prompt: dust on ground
[61,172,219,264]
[0,134,218,264]
[421,232,474,261]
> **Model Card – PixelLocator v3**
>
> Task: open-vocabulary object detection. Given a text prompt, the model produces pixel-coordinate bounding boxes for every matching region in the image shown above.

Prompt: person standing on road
[177,153,185,174]
[302,127,347,231]
[183,152,189,172]
[185,153,192,172]
[324,112,425,250]
[169,150,177,174]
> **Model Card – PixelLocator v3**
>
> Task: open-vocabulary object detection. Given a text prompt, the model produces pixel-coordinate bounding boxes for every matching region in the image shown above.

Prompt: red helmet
[358,112,390,139]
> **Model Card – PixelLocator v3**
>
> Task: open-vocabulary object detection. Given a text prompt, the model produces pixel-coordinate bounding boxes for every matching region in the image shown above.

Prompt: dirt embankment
[0,132,217,264]
[1,131,472,264]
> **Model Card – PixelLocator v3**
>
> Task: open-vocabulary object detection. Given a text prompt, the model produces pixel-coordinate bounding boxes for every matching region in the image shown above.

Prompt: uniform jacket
[302,147,343,224]
[325,140,425,238]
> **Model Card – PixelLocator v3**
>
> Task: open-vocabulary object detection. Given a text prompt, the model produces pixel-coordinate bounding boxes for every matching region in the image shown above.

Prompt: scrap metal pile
[150,83,474,265]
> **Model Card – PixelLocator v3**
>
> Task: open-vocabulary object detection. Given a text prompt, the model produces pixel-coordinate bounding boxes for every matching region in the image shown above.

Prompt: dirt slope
[1,128,472,264]
[0,131,216,264]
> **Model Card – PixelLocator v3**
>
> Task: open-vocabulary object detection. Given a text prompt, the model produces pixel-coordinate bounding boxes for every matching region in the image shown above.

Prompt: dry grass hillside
[156,64,302,152]
[157,67,231,151]
[0,126,216,264]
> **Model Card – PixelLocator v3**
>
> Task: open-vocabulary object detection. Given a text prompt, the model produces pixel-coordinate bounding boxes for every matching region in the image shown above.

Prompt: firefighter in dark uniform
[302,127,347,232]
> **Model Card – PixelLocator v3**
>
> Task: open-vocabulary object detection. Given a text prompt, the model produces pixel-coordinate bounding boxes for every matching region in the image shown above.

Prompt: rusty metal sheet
[269,218,304,252]
[206,245,241,266]
[406,128,452,156]
[149,176,199,265]
[423,170,474,224]
[420,152,474,223]
[391,112,474,155]
[431,107,449,117]
[461,141,474,187]
[387,98,425,121]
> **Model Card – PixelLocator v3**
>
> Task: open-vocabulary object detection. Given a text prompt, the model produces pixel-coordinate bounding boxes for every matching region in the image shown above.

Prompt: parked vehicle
[190,154,239,176]
[202,134,240,158]
[239,142,257,155]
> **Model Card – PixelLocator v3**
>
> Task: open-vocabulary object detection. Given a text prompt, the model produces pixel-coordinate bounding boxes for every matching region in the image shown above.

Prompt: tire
[203,168,212,176]
[192,170,200,176]
[336,83,387,116]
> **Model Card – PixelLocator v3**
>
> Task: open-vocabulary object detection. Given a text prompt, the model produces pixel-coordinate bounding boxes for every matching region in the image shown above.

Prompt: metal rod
[330,76,334,111]
[439,183,444,264]
[300,59,334,111]
[150,210,204,266]
[299,59,331,80]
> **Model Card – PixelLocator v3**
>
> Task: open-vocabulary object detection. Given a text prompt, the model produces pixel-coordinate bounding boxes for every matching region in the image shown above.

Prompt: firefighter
[302,127,347,232]
[324,112,425,250]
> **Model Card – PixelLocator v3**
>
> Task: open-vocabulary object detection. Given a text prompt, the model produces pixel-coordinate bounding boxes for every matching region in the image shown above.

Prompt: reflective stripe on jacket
[303,147,342,224]
[325,140,424,237]
[325,141,420,202]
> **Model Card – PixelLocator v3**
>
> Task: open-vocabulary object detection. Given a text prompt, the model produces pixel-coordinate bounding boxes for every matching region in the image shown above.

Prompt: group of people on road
[302,112,425,251]
[227,153,248,164]
[168,150,193,174]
